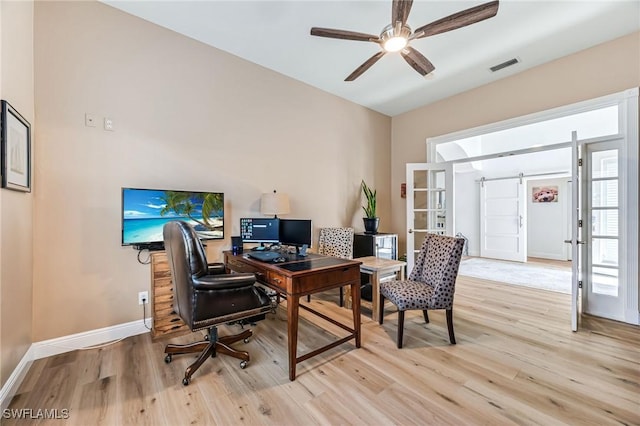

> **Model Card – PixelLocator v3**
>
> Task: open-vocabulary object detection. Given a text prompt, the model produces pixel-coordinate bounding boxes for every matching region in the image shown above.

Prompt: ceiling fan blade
[345,51,386,81]
[401,46,435,76]
[392,0,413,27]
[310,27,380,43]
[413,0,499,39]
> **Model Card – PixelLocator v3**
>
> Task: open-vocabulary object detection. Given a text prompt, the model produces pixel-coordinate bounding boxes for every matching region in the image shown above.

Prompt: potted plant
[361,180,379,234]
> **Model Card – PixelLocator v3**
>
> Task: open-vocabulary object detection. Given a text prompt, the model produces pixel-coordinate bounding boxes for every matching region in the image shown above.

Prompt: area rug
[458,257,571,294]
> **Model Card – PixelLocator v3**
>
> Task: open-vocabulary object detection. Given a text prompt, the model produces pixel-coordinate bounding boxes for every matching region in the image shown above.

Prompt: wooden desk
[349,256,406,323]
[224,252,362,381]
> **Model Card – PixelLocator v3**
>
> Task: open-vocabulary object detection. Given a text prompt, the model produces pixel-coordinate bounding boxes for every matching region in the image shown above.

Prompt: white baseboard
[527,251,567,261]
[0,318,151,410]
[31,318,151,360]
[466,251,569,261]
[0,346,35,411]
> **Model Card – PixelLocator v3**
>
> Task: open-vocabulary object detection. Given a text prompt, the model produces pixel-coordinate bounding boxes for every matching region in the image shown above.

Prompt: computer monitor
[240,218,280,245]
[279,219,312,254]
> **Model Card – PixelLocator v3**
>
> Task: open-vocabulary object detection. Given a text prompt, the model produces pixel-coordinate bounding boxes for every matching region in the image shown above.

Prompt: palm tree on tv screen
[159,191,223,231]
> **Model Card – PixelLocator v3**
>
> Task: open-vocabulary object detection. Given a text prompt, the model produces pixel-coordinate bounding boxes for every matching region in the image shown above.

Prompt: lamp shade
[260,191,290,217]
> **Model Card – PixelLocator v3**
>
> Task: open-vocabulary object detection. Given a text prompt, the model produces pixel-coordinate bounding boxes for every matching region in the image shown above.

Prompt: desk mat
[278,257,351,271]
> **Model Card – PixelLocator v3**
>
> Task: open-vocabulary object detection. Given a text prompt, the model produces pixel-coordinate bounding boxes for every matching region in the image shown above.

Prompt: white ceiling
[103,0,640,116]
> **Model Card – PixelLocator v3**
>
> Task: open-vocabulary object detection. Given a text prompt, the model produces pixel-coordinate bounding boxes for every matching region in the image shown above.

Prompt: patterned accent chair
[379,233,465,348]
[311,227,355,306]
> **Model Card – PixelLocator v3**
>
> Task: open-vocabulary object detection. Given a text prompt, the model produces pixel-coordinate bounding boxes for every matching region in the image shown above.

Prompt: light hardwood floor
[6,276,639,425]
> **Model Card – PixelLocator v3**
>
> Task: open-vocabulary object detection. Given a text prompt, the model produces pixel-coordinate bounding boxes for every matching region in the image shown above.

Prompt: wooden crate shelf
[150,252,191,340]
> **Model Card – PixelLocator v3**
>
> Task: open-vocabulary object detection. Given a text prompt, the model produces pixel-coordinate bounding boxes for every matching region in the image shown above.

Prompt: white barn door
[480,177,526,262]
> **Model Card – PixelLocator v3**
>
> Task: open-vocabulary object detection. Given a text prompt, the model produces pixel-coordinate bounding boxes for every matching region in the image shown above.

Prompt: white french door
[569,132,582,331]
[570,132,626,328]
[583,139,624,321]
[406,163,453,269]
[479,177,526,262]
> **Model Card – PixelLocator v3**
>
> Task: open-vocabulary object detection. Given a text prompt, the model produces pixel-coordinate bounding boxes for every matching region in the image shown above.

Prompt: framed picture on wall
[1,100,31,192]
[532,185,558,203]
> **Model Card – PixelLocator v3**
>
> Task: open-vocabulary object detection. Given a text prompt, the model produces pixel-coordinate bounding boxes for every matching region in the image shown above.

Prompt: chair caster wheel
[243,338,250,344]
[182,377,190,386]
[240,360,248,369]
[164,355,172,364]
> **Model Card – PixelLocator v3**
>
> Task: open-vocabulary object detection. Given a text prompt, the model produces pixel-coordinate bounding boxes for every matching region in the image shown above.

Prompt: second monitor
[279,219,312,255]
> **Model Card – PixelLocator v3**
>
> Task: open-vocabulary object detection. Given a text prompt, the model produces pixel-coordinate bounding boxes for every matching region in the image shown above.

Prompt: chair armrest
[207,263,226,275]
[193,273,256,291]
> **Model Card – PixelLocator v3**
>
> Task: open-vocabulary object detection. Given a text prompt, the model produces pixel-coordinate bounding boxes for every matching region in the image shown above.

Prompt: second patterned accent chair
[312,227,355,307]
[379,233,465,348]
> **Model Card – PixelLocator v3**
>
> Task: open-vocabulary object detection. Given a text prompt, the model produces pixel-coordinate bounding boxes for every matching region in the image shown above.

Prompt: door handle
[408,229,413,234]
[519,215,523,228]
[564,240,585,245]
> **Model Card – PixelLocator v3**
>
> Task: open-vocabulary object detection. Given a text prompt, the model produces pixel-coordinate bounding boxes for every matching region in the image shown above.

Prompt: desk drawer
[266,271,287,288]
[227,258,260,274]
[296,266,360,294]
[227,258,269,284]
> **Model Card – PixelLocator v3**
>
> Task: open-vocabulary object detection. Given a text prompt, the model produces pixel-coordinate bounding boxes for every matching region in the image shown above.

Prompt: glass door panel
[406,163,453,269]
[583,143,623,318]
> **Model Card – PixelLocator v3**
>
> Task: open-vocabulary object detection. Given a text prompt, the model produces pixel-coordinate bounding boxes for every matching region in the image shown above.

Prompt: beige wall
[390,31,640,252]
[32,1,391,340]
[0,1,34,387]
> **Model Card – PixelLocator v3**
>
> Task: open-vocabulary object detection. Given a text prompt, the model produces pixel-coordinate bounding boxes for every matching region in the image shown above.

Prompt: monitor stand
[251,243,278,251]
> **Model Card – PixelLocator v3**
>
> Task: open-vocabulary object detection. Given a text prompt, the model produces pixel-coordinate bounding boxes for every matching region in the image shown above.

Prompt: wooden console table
[346,256,406,323]
[224,251,362,381]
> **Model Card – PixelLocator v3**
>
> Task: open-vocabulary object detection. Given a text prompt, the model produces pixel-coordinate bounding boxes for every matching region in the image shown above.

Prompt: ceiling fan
[310,0,499,81]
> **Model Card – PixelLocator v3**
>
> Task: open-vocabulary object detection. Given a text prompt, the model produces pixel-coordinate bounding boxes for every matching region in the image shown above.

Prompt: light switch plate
[85,113,96,127]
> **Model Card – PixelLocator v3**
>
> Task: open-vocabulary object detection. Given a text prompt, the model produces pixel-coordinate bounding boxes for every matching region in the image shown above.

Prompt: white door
[479,178,526,262]
[569,132,626,328]
[406,163,453,269]
[582,139,624,321]
[569,132,582,331]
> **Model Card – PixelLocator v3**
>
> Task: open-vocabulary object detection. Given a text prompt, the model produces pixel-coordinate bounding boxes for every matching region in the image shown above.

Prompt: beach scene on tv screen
[123,189,223,244]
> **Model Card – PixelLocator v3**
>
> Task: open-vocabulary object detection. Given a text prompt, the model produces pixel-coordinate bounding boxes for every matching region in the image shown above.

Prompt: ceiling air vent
[490,58,520,73]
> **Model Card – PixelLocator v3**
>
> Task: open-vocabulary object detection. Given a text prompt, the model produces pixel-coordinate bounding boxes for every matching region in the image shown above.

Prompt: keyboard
[247,251,281,262]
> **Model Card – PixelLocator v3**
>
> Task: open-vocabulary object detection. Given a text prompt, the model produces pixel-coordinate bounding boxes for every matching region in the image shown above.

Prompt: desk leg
[343,285,352,309]
[371,270,380,323]
[350,281,361,348]
[287,295,300,381]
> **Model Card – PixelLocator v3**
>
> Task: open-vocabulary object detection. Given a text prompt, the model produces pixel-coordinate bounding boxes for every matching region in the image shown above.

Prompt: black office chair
[162,221,272,385]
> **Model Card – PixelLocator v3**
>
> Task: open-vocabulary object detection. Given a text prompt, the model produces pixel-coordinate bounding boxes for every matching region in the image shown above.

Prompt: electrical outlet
[138,291,149,305]
[104,117,114,131]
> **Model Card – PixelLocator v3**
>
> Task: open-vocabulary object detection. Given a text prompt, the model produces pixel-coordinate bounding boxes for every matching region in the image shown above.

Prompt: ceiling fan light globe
[384,36,408,52]
[380,23,412,52]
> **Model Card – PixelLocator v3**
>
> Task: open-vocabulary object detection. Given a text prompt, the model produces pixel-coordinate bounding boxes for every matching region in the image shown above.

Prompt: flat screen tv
[122,188,224,250]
